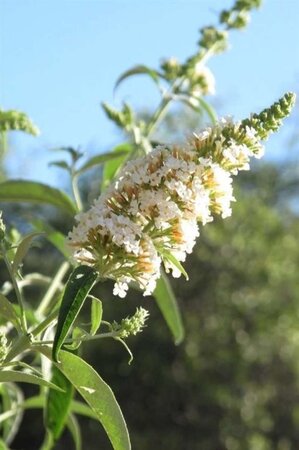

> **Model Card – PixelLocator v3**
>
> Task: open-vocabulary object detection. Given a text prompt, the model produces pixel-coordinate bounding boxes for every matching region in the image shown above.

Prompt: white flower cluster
[68,119,264,298]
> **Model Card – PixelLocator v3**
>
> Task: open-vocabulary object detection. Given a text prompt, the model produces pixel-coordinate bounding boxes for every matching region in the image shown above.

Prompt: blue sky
[1,0,298,183]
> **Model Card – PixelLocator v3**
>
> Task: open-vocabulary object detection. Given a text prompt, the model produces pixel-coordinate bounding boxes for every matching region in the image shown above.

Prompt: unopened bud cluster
[112,307,149,339]
[0,109,39,136]
[68,93,295,298]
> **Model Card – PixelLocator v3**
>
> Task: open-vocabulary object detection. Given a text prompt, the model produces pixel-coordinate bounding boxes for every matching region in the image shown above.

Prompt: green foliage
[52,266,98,362]
[0,370,64,391]
[40,348,131,450]
[153,271,185,345]
[0,1,297,449]
[45,366,74,441]
[0,180,77,216]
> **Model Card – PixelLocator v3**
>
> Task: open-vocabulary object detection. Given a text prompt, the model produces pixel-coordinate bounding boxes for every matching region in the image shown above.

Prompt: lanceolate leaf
[71,400,97,420]
[0,370,64,391]
[153,271,185,345]
[52,266,98,362]
[161,250,189,280]
[0,382,23,445]
[13,395,98,422]
[12,231,44,274]
[197,97,218,125]
[0,294,21,331]
[57,351,131,450]
[101,143,133,191]
[77,149,130,175]
[32,219,70,258]
[90,296,102,336]
[36,347,131,450]
[114,65,161,91]
[45,366,74,441]
[0,180,77,216]
[67,414,82,450]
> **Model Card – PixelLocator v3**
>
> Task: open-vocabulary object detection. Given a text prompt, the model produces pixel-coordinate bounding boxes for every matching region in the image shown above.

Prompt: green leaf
[0,438,9,449]
[32,219,70,259]
[161,251,189,280]
[71,400,97,420]
[0,370,64,391]
[153,271,185,344]
[48,160,71,171]
[45,366,74,440]
[0,180,77,216]
[12,231,44,273]
[77,150,130,175]
[64,327,86,351]
[67,414,82,450]
[0,382,23,445]
[89,296,102,336]
[0,294,21,331]
[52,266,98,362]
[197,97,218,125]
[58,351,131,450]
[18,397,98,420]
[35,347,131,449]
[101,143,133,191]
[114,65,161,91]
[51,146,83,162]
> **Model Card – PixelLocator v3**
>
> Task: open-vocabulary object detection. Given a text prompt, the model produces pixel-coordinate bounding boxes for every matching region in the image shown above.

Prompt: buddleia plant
[0,1,296,449]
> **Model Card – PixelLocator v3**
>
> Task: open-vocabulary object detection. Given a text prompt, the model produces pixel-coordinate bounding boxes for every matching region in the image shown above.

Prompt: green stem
[145,76,187,139]
[145,95,171,138]
[1,244,27,333]
[40,430,54,450]
[36,261,69,317]
[32,330,120,346]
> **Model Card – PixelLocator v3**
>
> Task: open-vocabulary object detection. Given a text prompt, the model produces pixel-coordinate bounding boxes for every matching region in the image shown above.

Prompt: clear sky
[1,0,299,183]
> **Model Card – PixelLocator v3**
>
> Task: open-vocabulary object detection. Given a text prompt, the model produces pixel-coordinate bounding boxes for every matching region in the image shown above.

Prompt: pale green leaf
[0,180,77,216]
[161,251,189,280]
[77,150,130,175]
[36,347,131,450]
[58,351,131,450]
[197,97,218,125]
[114,65,161,91]
[0,370,64,391]
[67,413,82,450]
[32,219,70,259]
[48,160,71,171]
[12,232,44,273]
[101,143,133,191]
[153,271,185,344]
[90,296,102,336]
[0,294,21,331]
[0,382,23,444]
[71,400,97,420]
